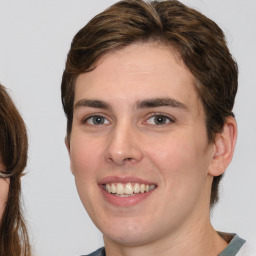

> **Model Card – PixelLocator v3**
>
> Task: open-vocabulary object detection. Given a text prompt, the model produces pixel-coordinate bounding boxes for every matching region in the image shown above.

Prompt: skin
[67,43,237,256]
[0,156,9,219]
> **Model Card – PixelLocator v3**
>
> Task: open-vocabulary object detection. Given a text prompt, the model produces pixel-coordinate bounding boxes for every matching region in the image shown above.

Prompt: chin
[104,230,153,247]
[99,217,157,247]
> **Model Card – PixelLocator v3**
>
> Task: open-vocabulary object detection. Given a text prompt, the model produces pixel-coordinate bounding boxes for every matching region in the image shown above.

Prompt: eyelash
[144,113,175,126]
[82,114,110,126]
[82,113,175,127]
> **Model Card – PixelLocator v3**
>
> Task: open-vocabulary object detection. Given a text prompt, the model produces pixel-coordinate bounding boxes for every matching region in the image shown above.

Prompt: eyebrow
[136,97,188,110]
[74,97,188,111]
[74,99,111,110]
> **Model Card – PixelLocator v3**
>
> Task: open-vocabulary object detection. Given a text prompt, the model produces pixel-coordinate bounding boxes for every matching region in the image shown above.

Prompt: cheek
[69,134,103,179]
[146,136,212,220]
[0,179,9,219]
[147,134,211,189]
[69,134,106,219]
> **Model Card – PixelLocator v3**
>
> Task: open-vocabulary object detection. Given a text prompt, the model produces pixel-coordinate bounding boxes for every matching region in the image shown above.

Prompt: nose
[104,122,143,166]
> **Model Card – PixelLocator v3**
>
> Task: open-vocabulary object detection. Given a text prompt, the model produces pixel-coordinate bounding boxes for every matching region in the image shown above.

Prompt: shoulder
[82,247,105,256]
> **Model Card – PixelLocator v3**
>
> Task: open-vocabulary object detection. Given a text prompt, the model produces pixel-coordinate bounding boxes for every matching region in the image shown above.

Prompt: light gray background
[0,0,255,255]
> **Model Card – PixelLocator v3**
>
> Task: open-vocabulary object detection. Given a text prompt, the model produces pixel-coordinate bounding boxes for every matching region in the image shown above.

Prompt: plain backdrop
[0,0,255,255]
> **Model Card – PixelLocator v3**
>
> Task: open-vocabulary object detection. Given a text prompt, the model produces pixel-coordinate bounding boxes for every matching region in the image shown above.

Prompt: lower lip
[99,185,155,207]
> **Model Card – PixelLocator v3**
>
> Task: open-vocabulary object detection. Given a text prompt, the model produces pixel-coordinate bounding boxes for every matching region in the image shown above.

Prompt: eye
[146,114,174,125]
[84,115,110,125]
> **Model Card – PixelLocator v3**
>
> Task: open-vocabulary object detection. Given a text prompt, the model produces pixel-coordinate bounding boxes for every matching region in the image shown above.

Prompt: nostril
[106,156,137,166]
[122,157,136,164]
[104,141,144,165]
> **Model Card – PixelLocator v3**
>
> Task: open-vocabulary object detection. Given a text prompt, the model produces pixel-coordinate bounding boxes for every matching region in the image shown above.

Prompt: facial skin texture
[67,43,236,256]
[0,157,9,219]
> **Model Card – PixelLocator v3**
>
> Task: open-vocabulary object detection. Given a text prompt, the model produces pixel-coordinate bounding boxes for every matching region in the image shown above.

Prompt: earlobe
[208,116,237,177]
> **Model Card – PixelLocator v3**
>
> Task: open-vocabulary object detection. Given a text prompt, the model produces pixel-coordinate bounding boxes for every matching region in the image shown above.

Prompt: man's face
[67,43,216,246]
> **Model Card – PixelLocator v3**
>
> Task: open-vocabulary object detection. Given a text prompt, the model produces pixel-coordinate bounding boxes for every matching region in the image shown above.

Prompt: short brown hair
[0,84,31,256]
[61,0,238,207]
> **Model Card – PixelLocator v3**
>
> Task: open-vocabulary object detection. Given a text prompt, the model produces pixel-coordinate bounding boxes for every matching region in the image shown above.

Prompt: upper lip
[98,176,156,185]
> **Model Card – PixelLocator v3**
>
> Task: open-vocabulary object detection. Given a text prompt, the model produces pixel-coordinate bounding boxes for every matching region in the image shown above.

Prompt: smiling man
[61,1,250,255]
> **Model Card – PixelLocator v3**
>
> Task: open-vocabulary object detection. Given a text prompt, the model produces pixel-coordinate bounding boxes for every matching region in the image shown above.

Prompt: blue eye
[147,115,173,125]
[85,116,110,125]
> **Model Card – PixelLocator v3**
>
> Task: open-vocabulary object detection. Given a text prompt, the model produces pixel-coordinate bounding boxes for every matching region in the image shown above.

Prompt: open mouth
[103,183,156,197]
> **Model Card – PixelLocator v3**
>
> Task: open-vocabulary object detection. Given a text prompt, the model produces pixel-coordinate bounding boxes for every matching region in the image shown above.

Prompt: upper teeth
[105,183,156,195]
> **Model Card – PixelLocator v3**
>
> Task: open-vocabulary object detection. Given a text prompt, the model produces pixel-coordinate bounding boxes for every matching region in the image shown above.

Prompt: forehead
[74,43,201,110]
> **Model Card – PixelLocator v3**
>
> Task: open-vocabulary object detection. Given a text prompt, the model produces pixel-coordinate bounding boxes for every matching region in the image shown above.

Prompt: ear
[208,116,237,177]
[65,136,70,153]
[65,136,75,175]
